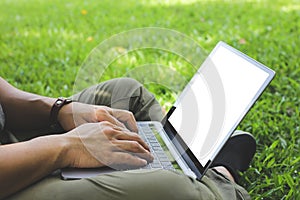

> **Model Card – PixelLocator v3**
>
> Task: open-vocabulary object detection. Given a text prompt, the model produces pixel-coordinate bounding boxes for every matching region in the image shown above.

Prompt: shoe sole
[212,130,256,172]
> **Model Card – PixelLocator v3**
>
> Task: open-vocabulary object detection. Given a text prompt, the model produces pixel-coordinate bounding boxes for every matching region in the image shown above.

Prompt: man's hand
[61,122,153,169]
[57,102,138,132]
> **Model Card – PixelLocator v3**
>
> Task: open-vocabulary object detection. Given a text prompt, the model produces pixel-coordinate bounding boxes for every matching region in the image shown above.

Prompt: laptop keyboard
[138,123,175,171]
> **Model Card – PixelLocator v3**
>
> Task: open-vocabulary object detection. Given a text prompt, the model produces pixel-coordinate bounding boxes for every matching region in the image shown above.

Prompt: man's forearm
[0,77,56,131]
[0,135,68,199]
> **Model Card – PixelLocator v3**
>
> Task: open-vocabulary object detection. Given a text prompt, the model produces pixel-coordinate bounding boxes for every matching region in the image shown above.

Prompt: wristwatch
[50,97,72,131]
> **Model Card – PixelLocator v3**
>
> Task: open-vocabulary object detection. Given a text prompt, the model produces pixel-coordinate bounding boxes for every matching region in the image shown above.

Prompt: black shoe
[211,130,256,183]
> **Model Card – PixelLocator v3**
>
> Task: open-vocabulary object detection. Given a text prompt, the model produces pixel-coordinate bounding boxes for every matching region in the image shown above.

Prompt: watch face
[56,100,63,105]
[56,98,72,107]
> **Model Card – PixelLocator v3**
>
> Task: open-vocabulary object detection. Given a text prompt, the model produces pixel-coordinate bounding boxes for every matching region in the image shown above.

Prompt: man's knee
[73,77,162,121]
[113,77,143,91]
[101,77,145,100]
[118,78,163,121]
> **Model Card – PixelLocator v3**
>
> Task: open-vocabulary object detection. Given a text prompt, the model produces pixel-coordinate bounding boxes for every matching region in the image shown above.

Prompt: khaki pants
[6,78,250,200]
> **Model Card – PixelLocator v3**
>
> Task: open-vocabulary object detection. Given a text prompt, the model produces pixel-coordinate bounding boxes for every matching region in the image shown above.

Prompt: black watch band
[50,97,72,130]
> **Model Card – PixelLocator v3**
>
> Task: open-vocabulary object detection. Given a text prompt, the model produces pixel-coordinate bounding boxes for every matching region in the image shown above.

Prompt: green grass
[0,0,299,199]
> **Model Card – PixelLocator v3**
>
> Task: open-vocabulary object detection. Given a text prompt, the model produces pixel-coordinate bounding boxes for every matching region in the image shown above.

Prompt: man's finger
[97,109,127,129]
[111,109,138,132]
[109,152,148,169]
[114,130,150,152]
[111,140,154,162]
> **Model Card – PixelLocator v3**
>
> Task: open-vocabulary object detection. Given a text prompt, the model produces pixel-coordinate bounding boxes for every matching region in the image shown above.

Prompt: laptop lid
[163,41,275,180]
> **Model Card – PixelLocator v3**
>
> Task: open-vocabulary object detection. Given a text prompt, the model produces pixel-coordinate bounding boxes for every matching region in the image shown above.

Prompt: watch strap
[50,97,72,130]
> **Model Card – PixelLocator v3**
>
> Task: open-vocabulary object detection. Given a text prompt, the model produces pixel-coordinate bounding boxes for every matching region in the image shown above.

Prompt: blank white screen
[169,44,269,166]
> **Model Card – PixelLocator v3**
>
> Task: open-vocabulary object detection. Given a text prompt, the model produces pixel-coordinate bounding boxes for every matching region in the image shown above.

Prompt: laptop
[61,41,275,180]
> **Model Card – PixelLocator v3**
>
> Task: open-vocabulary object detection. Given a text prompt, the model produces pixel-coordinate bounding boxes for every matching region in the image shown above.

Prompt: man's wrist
[50,97,72,131]
[33,134,73,169]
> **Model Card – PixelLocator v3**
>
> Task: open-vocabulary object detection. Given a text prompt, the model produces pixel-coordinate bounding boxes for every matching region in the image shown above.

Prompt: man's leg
[71,78,164,122]
[8,169,250,200]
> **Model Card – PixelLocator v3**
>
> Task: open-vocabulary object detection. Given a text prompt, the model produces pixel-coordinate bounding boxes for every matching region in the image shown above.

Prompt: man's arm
[0,77,56,132]
[0,122,153,199]
[0,77,138,133]
[0,134,67,199]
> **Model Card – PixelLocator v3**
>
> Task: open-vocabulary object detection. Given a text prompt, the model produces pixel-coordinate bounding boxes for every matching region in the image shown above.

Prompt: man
[0,76,254,199]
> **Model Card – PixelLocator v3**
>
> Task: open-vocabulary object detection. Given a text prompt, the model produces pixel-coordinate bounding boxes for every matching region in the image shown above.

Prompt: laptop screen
[168,42,275,167]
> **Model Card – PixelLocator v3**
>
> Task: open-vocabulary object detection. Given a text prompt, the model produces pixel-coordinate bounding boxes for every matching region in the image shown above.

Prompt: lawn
[0,0,299,199]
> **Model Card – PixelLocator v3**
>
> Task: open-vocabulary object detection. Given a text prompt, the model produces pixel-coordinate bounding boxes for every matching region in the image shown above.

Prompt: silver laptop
[61,41,275,180]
